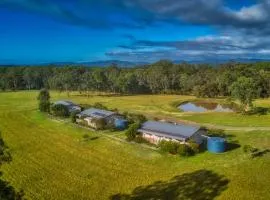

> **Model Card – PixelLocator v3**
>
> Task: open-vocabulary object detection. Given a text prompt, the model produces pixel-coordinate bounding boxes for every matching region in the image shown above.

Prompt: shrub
[125,112,147,124]
[158,140,179,154]
[133,136,149,144]
[246,107,269,115]
[189,141,200,154]
[93,103,108,110]
[51,104,69,117]
[125,123,140,141]
[39,101,51,113]
[207,129,226,138]
[177,144,194,157]
[70,112,77,123]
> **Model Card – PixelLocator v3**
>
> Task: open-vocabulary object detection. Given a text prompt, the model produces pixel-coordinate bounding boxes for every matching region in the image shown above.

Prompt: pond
[178,101,234,113]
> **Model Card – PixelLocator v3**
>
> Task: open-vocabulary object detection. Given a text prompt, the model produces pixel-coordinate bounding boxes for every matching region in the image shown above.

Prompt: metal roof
[80,108,115,119]
[54,100,76,106]
[138,121,200,141]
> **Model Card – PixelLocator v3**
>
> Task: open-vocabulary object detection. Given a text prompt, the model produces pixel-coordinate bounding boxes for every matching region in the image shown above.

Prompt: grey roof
[80,108,115,119]
[54,100,76,106]
[138,121,200,141]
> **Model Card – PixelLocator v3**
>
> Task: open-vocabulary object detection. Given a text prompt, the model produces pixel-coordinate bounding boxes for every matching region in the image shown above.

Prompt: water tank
[207,137,226,153]
[114,119,128,130]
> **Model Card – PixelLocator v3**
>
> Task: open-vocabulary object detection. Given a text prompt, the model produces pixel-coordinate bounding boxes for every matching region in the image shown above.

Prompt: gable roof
[138,121,200,141]
[80,108,115,119]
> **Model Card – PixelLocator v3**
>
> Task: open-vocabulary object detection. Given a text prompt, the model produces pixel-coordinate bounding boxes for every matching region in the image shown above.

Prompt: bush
[246,107,269,115]
[158,140,179,154]
[93,103,108,110]
[133,136,149,144]
[189,141,200,154]
[124,112,147,124]
[207,129,226,138]
[125,123,140,141]
[51,104,69,117]
[177,144,194,157]
[158,140,199,156]
[70,112,77,123]
[39,101,51,113]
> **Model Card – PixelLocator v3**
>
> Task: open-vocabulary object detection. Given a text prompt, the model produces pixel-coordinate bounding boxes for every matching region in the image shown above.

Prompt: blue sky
[1,0,270,64]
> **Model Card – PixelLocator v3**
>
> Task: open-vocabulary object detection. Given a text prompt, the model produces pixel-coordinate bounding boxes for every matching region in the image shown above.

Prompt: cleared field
[2,91,270,127]
[0,91,270,199]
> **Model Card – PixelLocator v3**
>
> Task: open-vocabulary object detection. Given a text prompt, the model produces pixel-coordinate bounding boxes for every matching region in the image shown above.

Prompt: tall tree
[37,89,50,112]
[230,77,258,111]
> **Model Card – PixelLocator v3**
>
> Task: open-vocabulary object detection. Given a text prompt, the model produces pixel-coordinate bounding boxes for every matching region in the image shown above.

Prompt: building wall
[84,118,98,129]
[141,132,185,145]
[142,133,162,144]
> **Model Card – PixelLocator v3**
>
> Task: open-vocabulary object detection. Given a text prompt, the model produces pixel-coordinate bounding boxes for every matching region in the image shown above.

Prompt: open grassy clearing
[0,91,270,199]
[63,91,270,127]
[1,91,270,127]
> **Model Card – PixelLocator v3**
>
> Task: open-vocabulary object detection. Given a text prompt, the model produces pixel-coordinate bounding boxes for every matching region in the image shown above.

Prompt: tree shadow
[252,149,270,158]
[90,136,99,141]
[0,172,25,200]
[0,133,25,199]
[110,170,229,200]
[82,134,100,142]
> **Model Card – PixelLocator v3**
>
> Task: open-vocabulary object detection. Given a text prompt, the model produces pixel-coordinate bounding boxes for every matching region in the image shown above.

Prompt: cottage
[138,121,205,145]
[54,100,82,113]
[76,108,119,129]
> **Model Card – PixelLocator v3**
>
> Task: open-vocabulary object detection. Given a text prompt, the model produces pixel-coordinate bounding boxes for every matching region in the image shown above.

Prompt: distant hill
[0,60,149,68]
[48,59,270,66]
[41,60,149,67]
[174,58,270,65]
[1,58,270,67]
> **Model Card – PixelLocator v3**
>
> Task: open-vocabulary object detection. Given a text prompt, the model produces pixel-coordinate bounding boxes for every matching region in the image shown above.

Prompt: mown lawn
[0,91,270,199]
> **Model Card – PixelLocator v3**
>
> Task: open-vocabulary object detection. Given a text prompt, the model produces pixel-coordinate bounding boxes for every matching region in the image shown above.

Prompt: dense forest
[1,61,270,99]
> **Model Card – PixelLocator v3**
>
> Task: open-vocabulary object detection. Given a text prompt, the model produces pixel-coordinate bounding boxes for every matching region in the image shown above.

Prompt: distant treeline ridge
[1,60,270,98]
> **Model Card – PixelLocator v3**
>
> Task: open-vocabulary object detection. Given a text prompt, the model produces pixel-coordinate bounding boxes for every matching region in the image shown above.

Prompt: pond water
[178,102,234,113]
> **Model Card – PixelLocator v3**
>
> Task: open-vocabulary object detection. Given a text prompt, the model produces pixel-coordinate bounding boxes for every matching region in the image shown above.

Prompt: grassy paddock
[63,91,270,127]
[1,91,270,127]
[0,91,270,199]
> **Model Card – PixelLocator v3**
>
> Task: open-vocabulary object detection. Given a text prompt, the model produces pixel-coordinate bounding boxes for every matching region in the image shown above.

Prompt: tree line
[1,61,270,99]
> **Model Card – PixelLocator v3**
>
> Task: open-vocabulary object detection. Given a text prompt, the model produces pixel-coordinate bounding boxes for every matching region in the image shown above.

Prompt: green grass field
[34,91,270,127]
[0,91,270,199]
